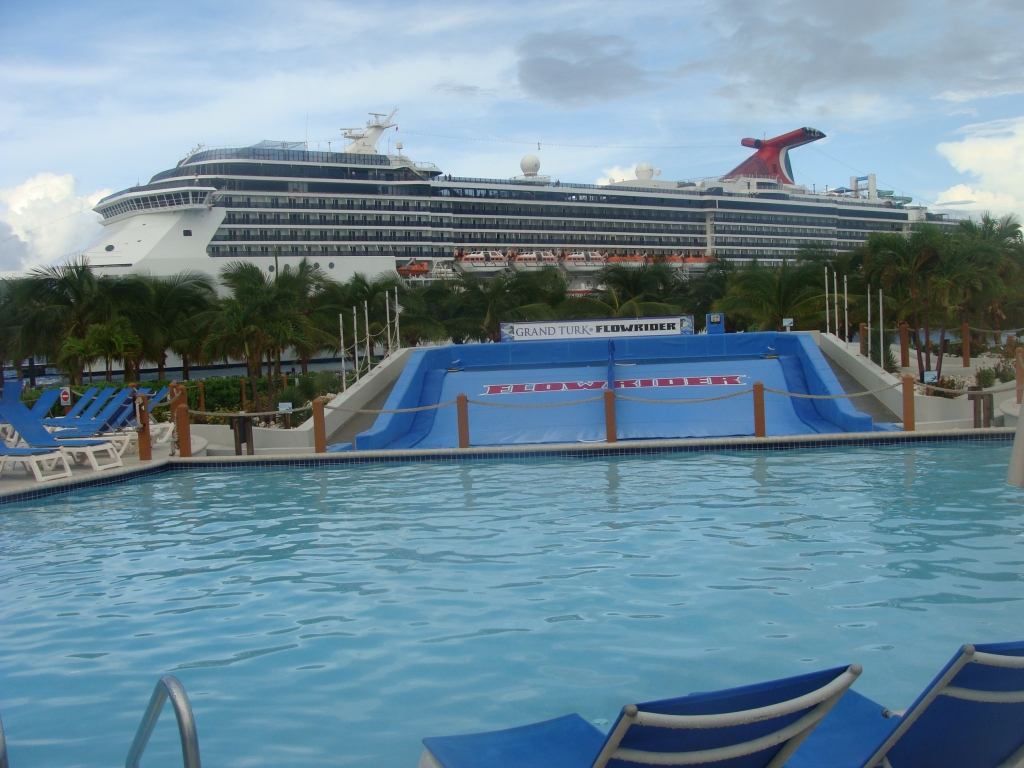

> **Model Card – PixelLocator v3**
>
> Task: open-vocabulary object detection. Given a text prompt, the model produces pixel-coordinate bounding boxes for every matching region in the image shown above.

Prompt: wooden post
[859,323,868,356]
[312,397,327,453]
[176,404,192,458]
[1016,348,1024,405]
[245,417,255,456]
[137,393,152,461]
[198,381,205,411]
[240,377,248,409]
[281,373,288,391]
[899,322,910,368]
[902,374,915,432]
[456,393,470,448]
[604,388,617,443]
[753,381,766,437]
[962,322,971,368]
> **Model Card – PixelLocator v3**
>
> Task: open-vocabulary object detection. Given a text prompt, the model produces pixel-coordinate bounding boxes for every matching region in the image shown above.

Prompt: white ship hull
[81,207,405,284]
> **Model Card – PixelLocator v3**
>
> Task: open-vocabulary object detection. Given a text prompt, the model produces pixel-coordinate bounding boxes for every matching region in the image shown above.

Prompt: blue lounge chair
[420,664,861,768]
[788,641,1024,768]
[44,386,116,426]
[46,389,141,455]
[0,441,73,482]
[60,386,99,419]
[0,388,122,472]
[29,388,62,417]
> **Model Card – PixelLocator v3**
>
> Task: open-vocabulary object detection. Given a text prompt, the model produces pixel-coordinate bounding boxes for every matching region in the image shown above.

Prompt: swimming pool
[1,443,1022,767]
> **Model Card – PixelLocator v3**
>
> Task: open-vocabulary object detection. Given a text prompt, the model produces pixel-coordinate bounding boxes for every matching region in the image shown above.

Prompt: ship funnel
[724,127,825,185]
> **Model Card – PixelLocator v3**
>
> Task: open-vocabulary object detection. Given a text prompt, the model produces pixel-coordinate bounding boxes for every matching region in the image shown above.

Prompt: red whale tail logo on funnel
[722,127,825,185]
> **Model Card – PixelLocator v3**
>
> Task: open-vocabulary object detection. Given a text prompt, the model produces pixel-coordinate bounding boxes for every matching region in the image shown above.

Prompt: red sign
[482,375,745,395]
[60,386,71,405]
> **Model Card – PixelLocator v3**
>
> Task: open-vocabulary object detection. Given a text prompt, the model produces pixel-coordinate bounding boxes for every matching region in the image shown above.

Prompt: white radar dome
[636,162,654,181]
[520,154,541,176]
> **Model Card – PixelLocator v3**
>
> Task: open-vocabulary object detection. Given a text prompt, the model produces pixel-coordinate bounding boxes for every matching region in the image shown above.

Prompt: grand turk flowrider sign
[500,316,694,342]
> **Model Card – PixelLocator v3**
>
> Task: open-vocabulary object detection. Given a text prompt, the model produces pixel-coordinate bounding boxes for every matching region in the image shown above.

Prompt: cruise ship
[79,111,949,285]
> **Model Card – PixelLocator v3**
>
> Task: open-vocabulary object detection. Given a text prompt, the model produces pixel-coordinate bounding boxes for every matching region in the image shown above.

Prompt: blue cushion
[423,714,605,768]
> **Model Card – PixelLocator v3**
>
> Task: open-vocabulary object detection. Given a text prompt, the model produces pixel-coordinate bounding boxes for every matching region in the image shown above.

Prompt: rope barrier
[614,389,754,405]
[968,326,1024,334]
[917,380,1023,395]
[328,400,457,414]
[188,405,313,418]
[762,382,901,400]
[466,395,605,408]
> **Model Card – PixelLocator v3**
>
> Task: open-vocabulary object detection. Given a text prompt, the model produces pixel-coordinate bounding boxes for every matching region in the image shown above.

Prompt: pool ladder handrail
[1,709,8,768]
[125,675,201,768]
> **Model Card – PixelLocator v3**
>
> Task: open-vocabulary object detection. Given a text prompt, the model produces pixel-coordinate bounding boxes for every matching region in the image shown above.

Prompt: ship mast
[340,109,397,154]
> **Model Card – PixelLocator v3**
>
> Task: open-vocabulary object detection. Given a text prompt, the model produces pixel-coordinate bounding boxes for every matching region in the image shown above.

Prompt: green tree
[714,260,822,331]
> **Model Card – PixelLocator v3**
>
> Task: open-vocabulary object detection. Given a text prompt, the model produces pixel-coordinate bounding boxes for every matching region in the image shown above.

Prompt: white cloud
[934,117,1024,217]
[596,165,640,185]
[0,173,111,273]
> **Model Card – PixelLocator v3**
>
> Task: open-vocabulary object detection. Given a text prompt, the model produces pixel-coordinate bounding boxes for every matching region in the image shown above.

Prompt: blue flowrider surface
[357,332,873,450]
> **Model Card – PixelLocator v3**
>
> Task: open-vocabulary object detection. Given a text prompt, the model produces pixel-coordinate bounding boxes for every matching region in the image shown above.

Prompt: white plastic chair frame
[0,448,73,483]
[591,664,862,768]
[55,440,123,472]
[866,645,1024,768]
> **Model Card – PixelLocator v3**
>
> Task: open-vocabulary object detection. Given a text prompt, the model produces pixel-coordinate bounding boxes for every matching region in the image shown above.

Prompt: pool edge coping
[1,427,1015,506]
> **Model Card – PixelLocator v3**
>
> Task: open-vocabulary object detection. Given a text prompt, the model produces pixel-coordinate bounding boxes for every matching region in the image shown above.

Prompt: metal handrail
[1,710,9,768]
[125,676,201,768]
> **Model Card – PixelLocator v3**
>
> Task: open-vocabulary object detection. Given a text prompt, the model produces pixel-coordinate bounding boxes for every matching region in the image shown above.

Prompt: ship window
[268,265,275,272]
[183,229,192,236]
[105,244,115,251]
[328,262,335,269]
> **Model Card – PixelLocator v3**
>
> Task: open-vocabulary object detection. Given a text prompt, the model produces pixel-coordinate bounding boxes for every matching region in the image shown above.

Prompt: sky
[2,0,1024,272]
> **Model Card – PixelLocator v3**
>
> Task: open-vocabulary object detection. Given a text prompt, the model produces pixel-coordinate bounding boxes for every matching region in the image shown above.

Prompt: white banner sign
[500,316,693,342]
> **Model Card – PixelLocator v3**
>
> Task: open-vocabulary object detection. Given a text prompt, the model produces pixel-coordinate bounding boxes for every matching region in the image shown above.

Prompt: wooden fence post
[456,393,470,448]
[962,322,971,368]
[753,381,766,438]
[859,323,868,357]
[902,374,915,432]
[313,398,327,453]
[137,393,152,461]
[176,404,192,458]
[240,377,248,409]
[198,381,205,411]
[1016,348,1024,405]
[604,389,617,443]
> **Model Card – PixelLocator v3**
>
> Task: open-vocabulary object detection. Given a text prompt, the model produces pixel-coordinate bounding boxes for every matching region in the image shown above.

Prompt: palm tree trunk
[158,353,166,380]
[274,351,281,377]
[301,357,309,375]
[922,288,932,372]
[182,353,190,380]
[936,306,949,380]
[106,357,113,382]
[910,286,925,381]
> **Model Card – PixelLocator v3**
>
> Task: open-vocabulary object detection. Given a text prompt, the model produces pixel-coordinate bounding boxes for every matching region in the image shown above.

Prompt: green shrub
[994,358,1016,383]
[975,367,997,388]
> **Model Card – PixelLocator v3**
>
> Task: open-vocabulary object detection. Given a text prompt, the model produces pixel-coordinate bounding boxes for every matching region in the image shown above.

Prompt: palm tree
[85,319,142,381]
[448,272,556,342]
[203,295,267,410]
[559,264,683,320]
[139,272,217,379]
[956,213,1023,341]
[864,226,945,379]
[9,258,149,384]
[714,260,822,331]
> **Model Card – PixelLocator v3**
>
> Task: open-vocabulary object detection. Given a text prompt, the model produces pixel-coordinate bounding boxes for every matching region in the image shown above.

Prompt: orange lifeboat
[397,260,431,277]
[605,253,648,268]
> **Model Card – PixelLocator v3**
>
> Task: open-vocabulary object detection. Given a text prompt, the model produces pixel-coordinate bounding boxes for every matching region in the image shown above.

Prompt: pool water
[1,444,1022,767]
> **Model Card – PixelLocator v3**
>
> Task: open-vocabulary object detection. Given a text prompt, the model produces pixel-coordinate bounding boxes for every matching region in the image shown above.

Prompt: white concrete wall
[819,333,975,430]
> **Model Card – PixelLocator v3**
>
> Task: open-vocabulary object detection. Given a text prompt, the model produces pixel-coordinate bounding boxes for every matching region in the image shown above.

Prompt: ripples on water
[1,444,1022,767]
